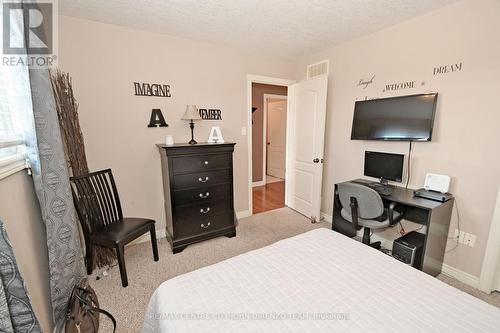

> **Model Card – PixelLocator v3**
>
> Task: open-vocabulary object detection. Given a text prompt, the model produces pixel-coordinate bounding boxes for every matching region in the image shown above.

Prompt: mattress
[142,228,500,332]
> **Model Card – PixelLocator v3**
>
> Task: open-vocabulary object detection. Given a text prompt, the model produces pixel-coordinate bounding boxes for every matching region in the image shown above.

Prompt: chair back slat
[91,173,113,225]
[72,177,101,234]
[89,174,111,225]
[107,171,123,219]
[70,169,123,234]
[98,172,119,224]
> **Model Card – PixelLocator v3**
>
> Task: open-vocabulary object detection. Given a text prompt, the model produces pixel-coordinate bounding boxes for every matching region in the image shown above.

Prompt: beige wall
[251,83,288,182]
[0,171,53,332]
[295,0,500,277]
[3,2,499,330]
[58,16,296,231]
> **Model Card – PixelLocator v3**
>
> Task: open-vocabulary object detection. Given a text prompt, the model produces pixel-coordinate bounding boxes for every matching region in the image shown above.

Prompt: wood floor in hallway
[252,180,285,214]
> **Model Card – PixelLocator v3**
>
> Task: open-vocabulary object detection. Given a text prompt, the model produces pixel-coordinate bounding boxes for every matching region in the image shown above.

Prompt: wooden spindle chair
[70,169,159,287]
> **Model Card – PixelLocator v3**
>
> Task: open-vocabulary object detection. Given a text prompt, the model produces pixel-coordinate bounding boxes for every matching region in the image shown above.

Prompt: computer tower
[392,231,425,269]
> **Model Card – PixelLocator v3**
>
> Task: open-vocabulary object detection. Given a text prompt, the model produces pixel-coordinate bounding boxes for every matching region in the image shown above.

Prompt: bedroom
[1,0,500,332]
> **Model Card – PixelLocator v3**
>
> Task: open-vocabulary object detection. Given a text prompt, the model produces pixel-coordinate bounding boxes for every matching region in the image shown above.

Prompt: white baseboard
[236,210,252,219]
[326,217,479,288]
[365,234,480,289]
[252,181,265,187]
[131,211,251,246]
[320,212,332,223]
[441,263,480,288]
[131,228,166,246]
[368,235,479,288]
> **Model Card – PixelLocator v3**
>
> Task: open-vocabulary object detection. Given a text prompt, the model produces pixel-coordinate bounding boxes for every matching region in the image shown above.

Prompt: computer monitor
[364,151,404,183]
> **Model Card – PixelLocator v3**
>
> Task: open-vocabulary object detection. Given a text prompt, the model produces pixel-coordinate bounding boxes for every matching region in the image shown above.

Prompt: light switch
[241,127,247,136]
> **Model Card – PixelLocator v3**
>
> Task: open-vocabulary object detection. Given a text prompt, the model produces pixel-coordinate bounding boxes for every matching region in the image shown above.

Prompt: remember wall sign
[134,82,171,97]
[199,108,222,120]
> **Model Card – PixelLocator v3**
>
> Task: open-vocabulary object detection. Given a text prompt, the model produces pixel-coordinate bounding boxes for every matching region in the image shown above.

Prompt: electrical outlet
[458,230,466,243]
[454,229,477,248]
[464,233,477,248]
[469,234,476,247]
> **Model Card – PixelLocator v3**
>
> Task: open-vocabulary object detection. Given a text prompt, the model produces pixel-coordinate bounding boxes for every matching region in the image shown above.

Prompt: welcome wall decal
[382,80,422,92]
[134,82,172,97]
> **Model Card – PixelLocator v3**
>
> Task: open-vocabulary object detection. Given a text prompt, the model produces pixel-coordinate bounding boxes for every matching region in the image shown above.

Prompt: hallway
[252,181,285,214]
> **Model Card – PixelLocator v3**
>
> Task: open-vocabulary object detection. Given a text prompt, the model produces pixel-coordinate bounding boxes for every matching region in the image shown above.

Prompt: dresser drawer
[175,212,234,239]
[173,199,232,221]
[173,170,231,190]
[172,153,231,175]
[172,183,232,206]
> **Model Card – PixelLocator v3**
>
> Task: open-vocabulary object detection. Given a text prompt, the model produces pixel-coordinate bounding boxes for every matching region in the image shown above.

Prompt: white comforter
[143,228,500,332]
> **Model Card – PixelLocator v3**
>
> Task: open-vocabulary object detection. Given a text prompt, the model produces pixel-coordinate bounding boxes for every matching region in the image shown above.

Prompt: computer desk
[332,179,454,276]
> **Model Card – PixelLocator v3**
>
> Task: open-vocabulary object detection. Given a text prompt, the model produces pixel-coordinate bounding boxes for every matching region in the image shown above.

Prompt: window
[0,62,33,180]
[0,0,34,179]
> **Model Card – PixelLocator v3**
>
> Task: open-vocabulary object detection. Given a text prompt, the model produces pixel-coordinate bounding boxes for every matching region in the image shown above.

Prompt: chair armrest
[349,197,360,230]
[388,202,404,225]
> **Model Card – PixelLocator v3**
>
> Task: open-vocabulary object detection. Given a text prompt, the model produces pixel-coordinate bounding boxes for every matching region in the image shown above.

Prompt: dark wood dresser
[157,142,237,253]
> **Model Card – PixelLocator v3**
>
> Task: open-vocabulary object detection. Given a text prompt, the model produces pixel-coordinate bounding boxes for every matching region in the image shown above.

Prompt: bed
[142,228,500,332]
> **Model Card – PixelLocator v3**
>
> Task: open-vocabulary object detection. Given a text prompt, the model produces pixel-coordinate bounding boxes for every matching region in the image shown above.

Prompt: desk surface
[346,179,448,210]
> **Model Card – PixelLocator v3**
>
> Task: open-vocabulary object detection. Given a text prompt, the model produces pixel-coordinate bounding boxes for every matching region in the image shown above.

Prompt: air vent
[307,59,329,79]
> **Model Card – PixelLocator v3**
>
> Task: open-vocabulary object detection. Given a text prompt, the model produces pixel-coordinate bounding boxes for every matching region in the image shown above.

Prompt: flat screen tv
[351,93,438,141]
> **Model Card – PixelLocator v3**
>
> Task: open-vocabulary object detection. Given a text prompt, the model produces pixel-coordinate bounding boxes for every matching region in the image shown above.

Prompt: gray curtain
[0,219,42,332]
[17,1,86,328]
[26,67,86,330]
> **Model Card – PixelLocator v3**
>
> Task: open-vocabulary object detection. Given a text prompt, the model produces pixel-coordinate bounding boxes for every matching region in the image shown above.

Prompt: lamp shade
[182,105,202,121]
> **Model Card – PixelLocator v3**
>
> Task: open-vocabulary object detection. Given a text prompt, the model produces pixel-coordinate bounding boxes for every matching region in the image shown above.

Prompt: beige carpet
[90,207,500,332]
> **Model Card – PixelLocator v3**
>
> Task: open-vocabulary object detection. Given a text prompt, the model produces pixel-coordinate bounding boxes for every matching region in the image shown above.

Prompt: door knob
[313,158,320,163]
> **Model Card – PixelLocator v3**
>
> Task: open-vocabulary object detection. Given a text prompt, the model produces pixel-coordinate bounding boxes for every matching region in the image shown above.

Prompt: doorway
[253,94,287,214]
[248,76,295,215]
[247,74,328,220]
[479,186,500,293]
[265,95,287,181]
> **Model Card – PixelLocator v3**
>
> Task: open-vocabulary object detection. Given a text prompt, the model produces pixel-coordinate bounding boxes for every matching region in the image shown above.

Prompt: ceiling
[59,0,458,59]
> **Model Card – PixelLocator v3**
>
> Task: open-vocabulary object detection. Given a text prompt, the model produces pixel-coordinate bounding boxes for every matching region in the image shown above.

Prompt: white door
[266,100,287,179]
[286,75,328,221]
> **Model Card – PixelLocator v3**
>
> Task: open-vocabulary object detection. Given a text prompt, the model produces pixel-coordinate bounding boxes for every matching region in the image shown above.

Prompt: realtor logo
[2,0,57,67]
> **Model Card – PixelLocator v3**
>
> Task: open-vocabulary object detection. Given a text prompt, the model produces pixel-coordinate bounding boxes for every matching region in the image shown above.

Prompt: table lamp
[182,105,202,144]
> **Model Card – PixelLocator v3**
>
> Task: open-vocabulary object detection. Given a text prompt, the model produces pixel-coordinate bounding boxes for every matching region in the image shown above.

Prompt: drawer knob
[204,161,209,165]
[199,192,210,198]
[198,176,209,183]
[200,207,211,214]
[201,222,211,229]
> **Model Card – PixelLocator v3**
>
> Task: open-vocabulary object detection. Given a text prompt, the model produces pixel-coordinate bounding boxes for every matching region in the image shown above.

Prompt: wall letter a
[148,109,168,127]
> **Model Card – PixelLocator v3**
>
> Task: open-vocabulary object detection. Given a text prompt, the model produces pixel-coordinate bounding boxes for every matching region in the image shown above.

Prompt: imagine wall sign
[134,82,171,97]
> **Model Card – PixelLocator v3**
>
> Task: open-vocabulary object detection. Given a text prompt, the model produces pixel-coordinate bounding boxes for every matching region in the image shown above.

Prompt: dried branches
[50,69,116,269]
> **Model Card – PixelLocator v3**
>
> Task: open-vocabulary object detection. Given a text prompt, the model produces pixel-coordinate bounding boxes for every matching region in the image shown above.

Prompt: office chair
[337,182,403,249]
